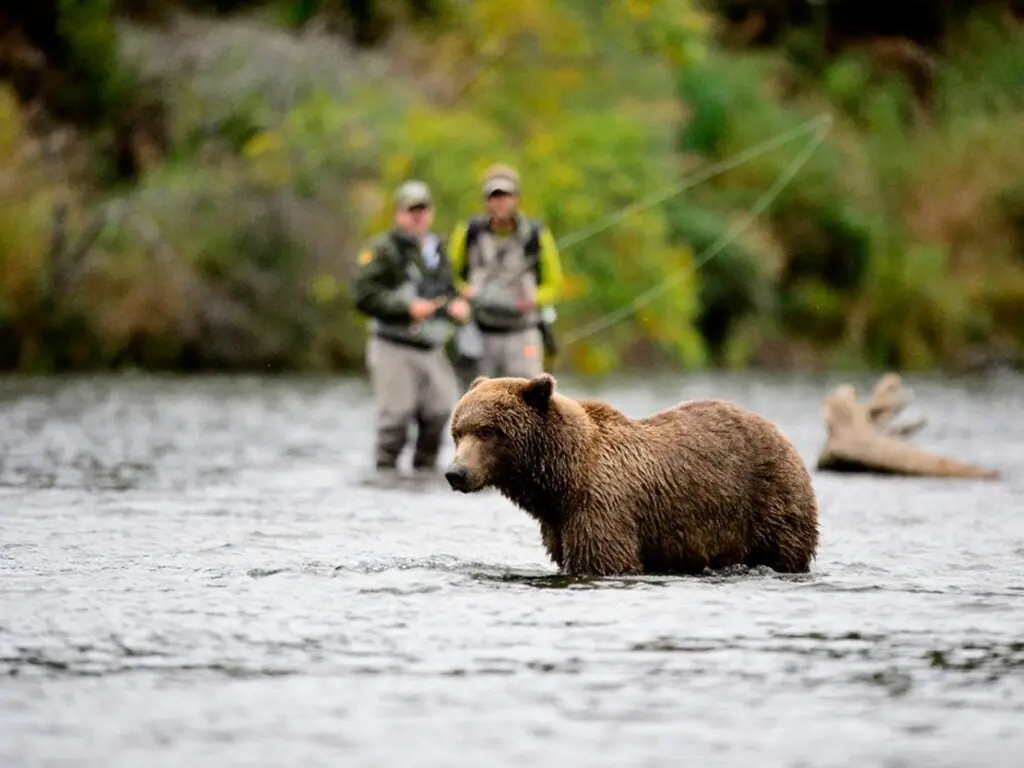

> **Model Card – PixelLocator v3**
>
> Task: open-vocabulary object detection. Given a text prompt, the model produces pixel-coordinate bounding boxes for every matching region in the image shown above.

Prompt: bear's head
[445,373,583,508]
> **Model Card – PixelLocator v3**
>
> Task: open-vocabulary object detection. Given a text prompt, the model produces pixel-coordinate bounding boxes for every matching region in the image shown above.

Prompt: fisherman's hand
[460,285,475,300]
[409,298,439,321]
[516,298,535,312]
[446,297,471,324]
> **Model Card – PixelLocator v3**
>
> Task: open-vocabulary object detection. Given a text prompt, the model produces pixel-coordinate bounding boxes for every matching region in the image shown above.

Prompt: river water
[1,371,1021,768]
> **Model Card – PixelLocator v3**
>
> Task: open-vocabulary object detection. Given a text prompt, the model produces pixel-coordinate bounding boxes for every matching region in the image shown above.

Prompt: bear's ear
[521,373,555,412]
[469,375,490,391]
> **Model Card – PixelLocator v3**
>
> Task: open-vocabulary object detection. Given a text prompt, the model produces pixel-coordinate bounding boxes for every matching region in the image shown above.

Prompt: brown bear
[444,373,819,577]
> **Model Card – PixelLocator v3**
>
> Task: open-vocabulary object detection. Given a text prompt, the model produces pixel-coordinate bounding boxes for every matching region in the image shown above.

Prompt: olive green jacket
[351,228,459,348]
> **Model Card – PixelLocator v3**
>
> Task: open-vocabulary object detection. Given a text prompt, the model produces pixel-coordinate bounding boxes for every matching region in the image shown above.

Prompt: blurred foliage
[0,86,54,367]
[0,0,1022,373]
[4,1,131,125]
[672,7,1024,371]
[358,0,713,373]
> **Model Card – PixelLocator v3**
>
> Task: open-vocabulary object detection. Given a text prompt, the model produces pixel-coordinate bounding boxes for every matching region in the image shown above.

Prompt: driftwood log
[816,373,999,479]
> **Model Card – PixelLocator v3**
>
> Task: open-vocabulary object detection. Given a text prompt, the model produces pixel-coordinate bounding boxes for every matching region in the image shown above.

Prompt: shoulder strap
[382,231,421,280]
[381,231,402,257]
[524,219,542,282]
[461,217,488,281]
[465,217,489,249]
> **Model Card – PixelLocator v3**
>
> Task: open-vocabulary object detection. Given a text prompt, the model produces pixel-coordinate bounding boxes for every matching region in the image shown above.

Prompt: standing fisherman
[448,164,564,384]
[352,180,471,472]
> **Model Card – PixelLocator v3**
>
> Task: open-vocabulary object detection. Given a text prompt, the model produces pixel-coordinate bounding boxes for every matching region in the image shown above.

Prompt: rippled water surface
[1,371,1022,768]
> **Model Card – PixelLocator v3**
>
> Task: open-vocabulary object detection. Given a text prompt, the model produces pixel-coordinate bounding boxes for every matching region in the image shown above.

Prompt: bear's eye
[477,426,500,440]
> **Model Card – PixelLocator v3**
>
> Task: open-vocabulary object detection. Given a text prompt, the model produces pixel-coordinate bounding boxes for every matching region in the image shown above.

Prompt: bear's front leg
[560,511,643,577]
[539,522,564,569]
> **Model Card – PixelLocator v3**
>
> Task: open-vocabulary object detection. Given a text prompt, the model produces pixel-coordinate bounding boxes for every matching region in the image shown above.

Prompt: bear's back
[572,397,817,574]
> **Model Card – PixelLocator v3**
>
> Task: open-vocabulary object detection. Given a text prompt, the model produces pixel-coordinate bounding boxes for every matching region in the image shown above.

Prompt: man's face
[486,191,518,221]
[395,204,434,236]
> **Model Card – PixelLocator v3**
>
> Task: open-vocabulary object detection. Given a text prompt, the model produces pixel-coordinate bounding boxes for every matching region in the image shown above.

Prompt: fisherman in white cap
[447,164,564,387]
[352,180,470,472]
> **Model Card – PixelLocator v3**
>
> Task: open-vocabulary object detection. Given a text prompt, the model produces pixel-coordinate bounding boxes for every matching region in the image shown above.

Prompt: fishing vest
[462,215,542,333]
[370,230,453,350]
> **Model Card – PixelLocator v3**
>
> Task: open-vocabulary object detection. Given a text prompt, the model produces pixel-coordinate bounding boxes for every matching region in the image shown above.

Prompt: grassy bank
[0,1,1021,374]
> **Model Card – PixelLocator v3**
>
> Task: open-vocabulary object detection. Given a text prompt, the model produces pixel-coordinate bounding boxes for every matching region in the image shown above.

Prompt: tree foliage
[0,0,1021,372]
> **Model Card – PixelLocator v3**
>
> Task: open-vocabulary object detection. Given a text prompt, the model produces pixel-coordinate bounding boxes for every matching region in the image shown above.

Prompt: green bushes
[668,9,1024,370]
[0,1,1020,373]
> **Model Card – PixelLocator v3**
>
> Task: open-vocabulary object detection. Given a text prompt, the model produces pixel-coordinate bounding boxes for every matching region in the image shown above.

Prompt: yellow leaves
[309,274,341,305]
[365,204,395,239]
[571,342,617,376]
[523,132,586,207]
[667,39,707,68]
[442,0,587,114]
[242,129,293,188]
[671,326,710,368]
[465,0,582,55]
[471,156,502,183]
[527,131,557,159]
[625,0,654,20]
[348,126,373,151]
[607,0,710,69]
[680,9,712,34]
[0,197,49,310]
[384,153,414,184]
[0,87,25,157]
[667,243,696,271]
[516,87,564,124]
[242,130,283,159]
[249,163,292,190]
[561,273,588,301]
[606,223,646,257]
[0,85,52,316]
[636,307,659,334]
[552,67,583,91]
[348,180,386,222]
[560,195,594,227]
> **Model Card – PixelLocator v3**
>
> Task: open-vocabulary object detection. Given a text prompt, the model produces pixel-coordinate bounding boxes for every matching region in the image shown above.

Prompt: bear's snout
[445,463,472,493]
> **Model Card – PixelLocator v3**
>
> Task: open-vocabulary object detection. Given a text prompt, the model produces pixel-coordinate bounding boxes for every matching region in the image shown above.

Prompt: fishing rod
[558,111,834,348]
[442,111,834,350]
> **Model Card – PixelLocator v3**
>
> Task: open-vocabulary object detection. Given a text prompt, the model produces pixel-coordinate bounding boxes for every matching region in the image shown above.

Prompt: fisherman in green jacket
[352,180,470,471]
[448,164,564,385]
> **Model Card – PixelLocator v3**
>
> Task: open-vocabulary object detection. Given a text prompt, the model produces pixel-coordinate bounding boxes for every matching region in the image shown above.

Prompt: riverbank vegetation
[1,1,1022,373]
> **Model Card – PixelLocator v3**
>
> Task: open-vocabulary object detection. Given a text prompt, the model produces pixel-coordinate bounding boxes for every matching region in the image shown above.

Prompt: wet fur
[448,374,820,578]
